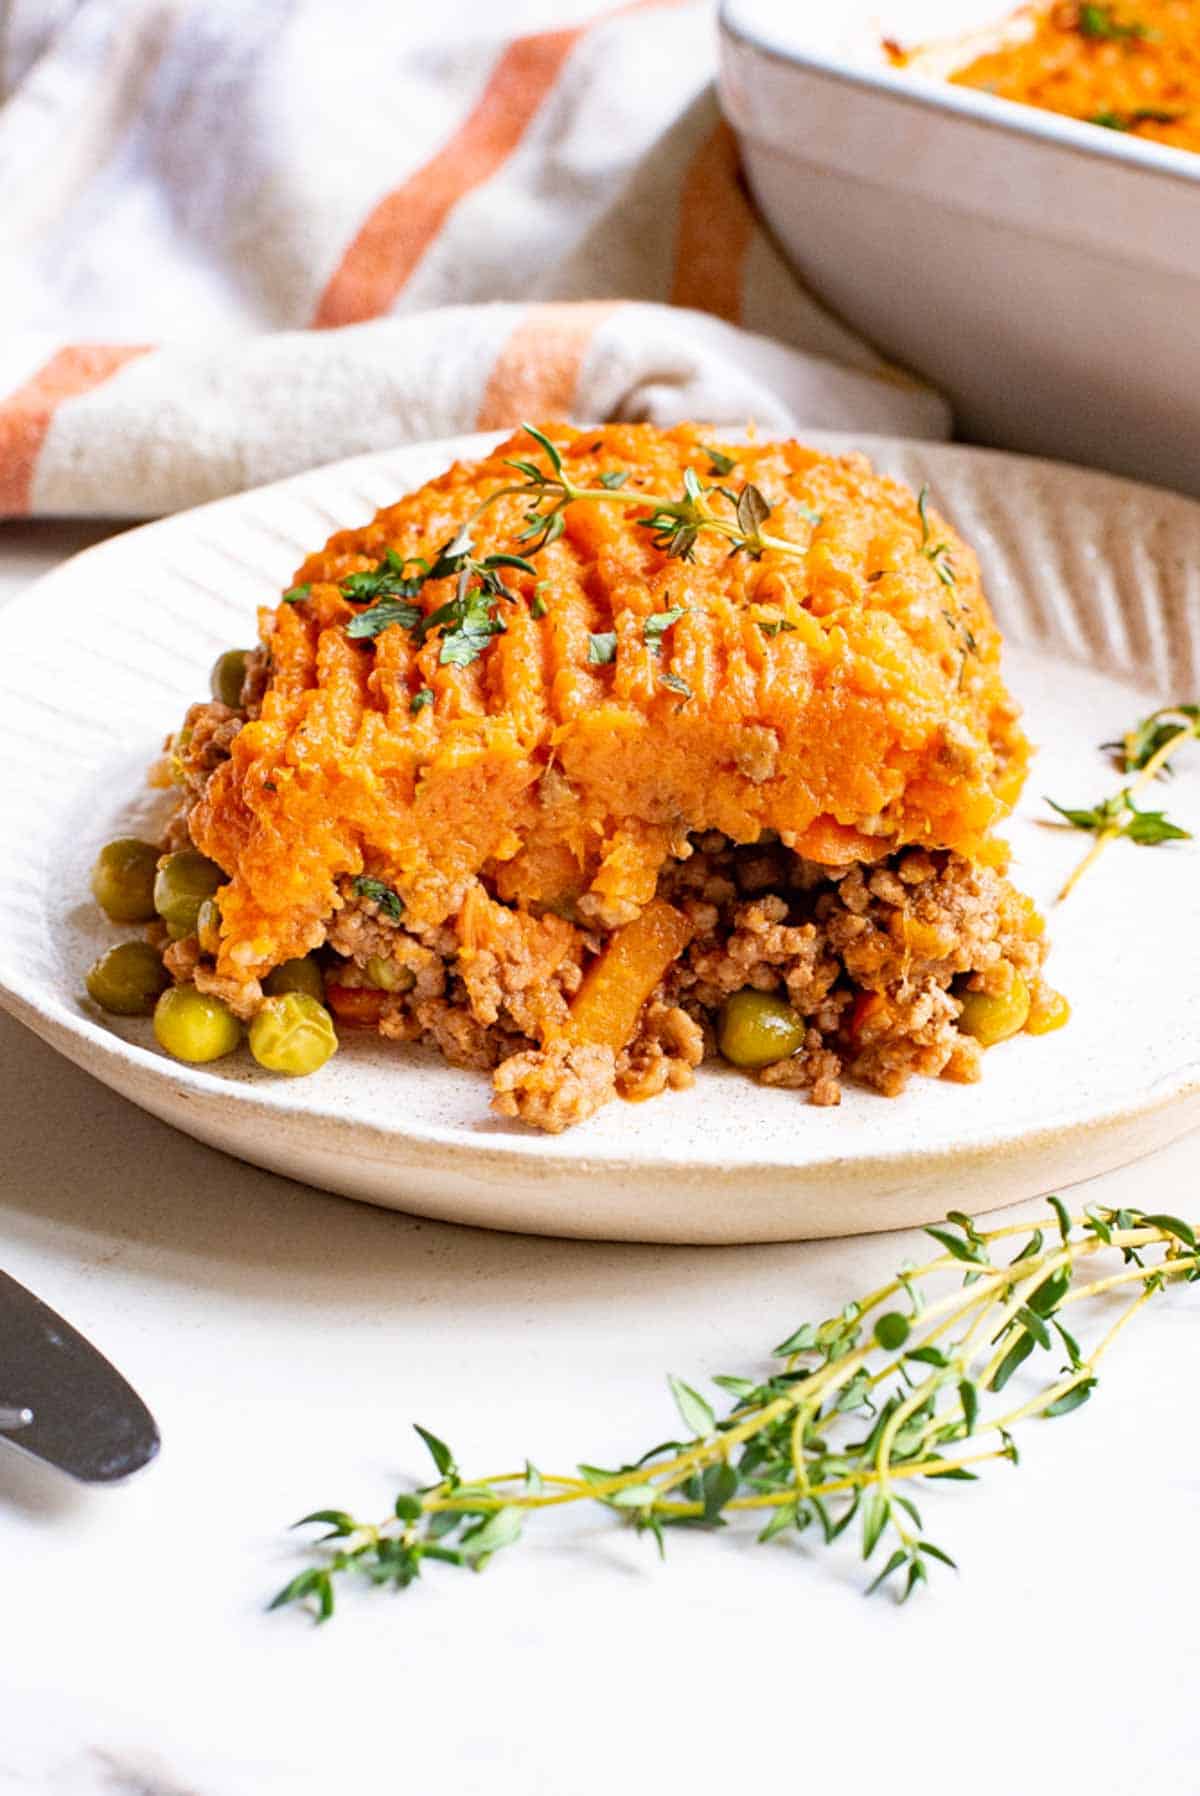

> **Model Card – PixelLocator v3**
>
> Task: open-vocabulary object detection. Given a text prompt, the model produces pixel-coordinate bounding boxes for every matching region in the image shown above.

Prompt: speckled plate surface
[0,432,1197,1242]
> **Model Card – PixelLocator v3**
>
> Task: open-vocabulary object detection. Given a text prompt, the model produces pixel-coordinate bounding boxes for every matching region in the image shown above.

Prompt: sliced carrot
[568,898,694,1053]
[791,816,890,867]
[326,984,386,1027]
[848,990,887,1044]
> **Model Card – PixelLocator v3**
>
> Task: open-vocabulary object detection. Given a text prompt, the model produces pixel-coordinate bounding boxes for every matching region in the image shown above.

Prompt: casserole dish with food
[718,0,1200,495]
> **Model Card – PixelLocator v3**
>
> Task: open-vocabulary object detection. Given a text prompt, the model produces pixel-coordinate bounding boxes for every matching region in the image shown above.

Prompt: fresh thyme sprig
[1047,703,1199,899]
[270,1204,1196,1622]
[289,428,967,676]
[490,424,802,565]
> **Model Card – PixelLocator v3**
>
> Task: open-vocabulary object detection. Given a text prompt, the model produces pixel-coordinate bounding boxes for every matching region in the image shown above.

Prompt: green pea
[86,941,169,1016]
[210,648,250,709]
[717,988,806,1069]
[196,898,222,957]
[90,838,160,923]
[957,974,1030,1047]
[153,849,223,940]
[153,985,241,1063]
[248,993,337,1076]
[364,954,415,992]
[264,956,325,1002]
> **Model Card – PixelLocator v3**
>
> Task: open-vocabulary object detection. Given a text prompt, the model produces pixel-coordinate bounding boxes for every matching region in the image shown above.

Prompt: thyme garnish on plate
[1047,703,1198,899]
[286,428,955,674]
[270,1204,1196,1623]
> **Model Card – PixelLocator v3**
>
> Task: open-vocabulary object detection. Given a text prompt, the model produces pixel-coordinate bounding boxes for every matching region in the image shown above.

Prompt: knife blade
[0,1271,159,1482]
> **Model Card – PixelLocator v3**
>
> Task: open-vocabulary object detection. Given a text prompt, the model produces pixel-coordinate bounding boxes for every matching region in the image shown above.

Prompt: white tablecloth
[2,525,1198,1795]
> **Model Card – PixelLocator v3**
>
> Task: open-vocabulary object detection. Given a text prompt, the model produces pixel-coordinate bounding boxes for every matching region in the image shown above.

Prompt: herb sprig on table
[269,1204,1196,1622]
[1047,703,1199,898]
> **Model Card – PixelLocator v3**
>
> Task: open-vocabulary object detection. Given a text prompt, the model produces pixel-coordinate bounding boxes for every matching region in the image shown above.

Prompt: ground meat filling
[156,775,1047,1130]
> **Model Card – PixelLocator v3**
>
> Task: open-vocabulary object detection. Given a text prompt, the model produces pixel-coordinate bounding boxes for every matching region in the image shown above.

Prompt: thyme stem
[1056,716,1197,899]
[271,1207,1197,1618]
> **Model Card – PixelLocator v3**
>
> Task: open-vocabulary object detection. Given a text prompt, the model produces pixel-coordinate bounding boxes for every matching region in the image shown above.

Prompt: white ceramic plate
[1,432,1197,1243]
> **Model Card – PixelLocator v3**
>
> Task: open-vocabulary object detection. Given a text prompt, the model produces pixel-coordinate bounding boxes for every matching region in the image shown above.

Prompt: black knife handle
[0,1271,160,1483]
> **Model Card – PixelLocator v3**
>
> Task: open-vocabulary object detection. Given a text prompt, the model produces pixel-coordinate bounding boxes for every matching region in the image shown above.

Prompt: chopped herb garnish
[346,598,424,641]
[598,469,628,490]
[660,671,692,699]
[422,588,506,668]
[340,547,429,605]
[1088,107,1182,131]
[351,876,404,922]
[270,1204,1199,1623]
[758,617,797,639]
[702,445,737,476]
[643,606,686,653]
[917,485,956,587]
[410,688,433,713]
[587,631,617,665]
[345,531,534,661]
[530,595,548,619]
[282,584,310,605]
[735,483,771,543]
[1076,4,1148,40]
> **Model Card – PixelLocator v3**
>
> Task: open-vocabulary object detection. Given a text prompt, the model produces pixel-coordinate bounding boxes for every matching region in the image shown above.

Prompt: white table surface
[2,522,1198,1796]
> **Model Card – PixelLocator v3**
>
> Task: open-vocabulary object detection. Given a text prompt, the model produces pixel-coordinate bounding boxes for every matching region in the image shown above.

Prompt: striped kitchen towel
[0,0,948,519]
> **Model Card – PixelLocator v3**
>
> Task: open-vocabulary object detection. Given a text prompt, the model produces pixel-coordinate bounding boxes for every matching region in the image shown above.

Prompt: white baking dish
[718,0,1200,495]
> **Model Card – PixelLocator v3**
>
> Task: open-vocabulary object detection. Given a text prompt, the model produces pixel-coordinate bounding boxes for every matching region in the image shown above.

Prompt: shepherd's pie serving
[84,424,1066,1130]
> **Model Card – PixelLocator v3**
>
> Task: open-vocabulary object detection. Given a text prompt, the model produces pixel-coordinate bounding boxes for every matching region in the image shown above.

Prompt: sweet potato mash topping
[950,2,1200,152]
[189,423,1029,982]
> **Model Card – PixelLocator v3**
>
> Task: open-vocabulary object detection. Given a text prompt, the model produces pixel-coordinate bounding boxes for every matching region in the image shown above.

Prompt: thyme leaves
[350,876,404,922]
[270,1204,1198,1622]
[1075,4,1149,40]
[643,606,686,652]
[313,431,936,682]
[917,484,956,588]
[341,537,536,665]
[1047,792,1189,845]
[1089,107,1183,131]
[1048,704,1198,898]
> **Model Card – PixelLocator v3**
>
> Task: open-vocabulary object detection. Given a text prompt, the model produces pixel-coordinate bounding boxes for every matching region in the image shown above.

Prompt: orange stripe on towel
[313,28,587,330]
[0,345,150,516]
[669,120,754,325]
[475,300,623,429]
[313,0,683,330]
